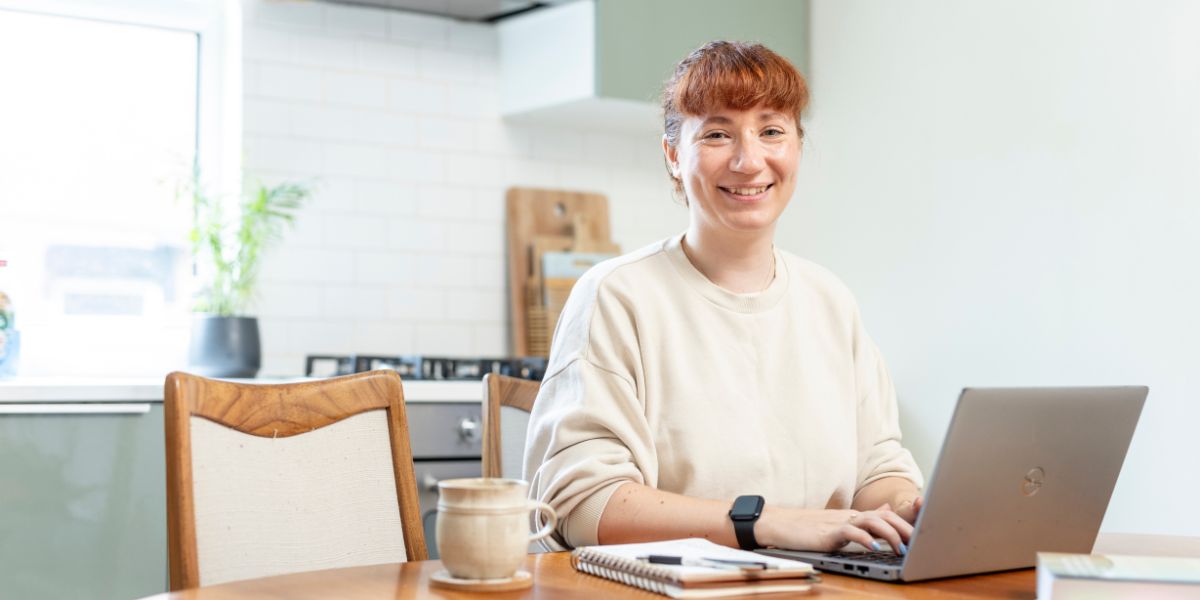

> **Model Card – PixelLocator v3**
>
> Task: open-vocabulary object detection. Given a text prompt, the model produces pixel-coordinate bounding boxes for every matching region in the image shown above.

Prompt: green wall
[594,0,810,104]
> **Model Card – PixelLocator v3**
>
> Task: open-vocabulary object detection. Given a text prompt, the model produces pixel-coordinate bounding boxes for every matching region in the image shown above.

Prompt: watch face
[731,495,764,519]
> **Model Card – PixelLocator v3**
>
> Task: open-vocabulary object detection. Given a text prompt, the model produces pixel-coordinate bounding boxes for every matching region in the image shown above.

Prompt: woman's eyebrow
[700,115,733,126]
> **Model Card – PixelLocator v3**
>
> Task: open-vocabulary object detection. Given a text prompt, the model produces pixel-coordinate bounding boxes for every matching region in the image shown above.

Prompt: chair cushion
[190,409,406,586]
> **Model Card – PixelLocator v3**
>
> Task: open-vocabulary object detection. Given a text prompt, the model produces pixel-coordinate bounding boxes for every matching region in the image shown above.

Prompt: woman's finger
[855,514,904,555]
[877,509,914,542]
[839,524,878,552]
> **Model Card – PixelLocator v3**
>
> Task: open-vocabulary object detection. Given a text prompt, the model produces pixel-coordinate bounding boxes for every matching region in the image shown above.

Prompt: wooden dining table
[144,551,1037,599]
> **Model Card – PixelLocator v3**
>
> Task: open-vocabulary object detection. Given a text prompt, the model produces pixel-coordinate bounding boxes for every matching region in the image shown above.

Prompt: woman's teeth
[725,185,769,195]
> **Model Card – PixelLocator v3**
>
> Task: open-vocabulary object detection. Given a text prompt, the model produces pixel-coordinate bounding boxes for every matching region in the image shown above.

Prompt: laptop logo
[1021,467,1045,496]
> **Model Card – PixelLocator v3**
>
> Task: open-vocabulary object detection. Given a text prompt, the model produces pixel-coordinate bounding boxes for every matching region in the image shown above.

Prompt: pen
[639,555,770,571]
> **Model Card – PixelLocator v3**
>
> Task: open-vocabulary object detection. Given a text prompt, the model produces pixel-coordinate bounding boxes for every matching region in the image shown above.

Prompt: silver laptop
[759,386,1147,582]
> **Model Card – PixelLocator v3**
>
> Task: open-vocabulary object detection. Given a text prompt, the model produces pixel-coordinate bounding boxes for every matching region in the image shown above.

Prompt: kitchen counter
[0,377,483,403]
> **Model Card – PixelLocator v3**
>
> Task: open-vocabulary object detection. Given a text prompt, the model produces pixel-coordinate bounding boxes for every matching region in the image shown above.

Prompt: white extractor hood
[316,0,568,23]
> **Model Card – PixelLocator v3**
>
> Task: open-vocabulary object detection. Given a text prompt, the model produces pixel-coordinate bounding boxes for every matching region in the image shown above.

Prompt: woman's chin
[719,211,782,234]
[691,202,786,236]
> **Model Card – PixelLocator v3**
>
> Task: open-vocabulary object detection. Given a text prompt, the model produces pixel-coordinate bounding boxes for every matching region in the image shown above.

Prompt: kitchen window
[0,5,223,377]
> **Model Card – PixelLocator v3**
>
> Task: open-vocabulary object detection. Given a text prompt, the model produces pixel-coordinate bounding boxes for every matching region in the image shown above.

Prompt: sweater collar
[663,232,789,314]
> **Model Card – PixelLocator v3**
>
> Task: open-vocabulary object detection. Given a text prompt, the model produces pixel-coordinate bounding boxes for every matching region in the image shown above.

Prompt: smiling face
[664,106,801,237]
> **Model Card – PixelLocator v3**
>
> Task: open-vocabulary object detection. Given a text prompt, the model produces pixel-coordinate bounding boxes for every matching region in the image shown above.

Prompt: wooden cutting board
[506,187,615,356]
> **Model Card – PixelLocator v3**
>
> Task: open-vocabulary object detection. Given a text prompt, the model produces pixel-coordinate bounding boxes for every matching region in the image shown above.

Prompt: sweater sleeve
[852,312,925,494]
[523,358,657,549]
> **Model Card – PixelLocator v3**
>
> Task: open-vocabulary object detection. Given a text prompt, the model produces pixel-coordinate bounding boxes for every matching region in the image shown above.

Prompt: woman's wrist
[753,505,799,549]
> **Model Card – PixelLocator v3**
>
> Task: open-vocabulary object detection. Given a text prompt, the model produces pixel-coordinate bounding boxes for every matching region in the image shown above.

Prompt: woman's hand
[756,505,914,555]
[893,495,923,524]
[852,477,923,524]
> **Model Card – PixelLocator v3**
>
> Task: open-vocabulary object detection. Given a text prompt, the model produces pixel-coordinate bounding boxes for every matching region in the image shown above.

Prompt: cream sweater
[523,233,923,549]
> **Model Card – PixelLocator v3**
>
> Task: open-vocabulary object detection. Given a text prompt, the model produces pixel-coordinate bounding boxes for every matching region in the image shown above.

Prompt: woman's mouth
[719,183,773,201]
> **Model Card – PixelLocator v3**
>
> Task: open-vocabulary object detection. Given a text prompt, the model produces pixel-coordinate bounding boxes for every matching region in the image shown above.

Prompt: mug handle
[527,501,557,542]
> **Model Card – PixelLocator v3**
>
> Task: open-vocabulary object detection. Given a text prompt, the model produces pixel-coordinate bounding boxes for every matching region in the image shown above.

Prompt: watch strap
[733,516,759,550]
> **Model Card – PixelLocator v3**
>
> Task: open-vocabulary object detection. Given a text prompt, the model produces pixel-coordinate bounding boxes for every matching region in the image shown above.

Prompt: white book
[1037,552,1200,599]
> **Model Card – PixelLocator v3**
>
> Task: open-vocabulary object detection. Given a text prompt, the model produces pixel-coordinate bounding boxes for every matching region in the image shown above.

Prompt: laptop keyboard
[825,550,906,566]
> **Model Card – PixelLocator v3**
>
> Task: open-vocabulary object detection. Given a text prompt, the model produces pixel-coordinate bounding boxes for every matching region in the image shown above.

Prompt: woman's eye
[703,131,730,140]
[763,128,786,137]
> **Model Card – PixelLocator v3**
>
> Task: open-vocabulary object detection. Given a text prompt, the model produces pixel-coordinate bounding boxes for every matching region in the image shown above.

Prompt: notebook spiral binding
[571,548,676,594]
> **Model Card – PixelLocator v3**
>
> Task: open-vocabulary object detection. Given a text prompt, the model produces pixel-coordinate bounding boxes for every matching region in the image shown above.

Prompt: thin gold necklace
[759,252,777,291]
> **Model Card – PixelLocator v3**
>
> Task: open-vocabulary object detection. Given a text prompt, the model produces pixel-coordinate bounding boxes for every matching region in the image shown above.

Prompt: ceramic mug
[436,478,557,580]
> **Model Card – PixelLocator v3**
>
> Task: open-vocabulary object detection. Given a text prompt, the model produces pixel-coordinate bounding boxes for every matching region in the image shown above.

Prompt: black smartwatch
[728,495,765,550]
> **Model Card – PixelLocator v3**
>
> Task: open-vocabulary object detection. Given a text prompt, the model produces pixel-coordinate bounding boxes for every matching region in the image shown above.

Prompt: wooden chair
[481,373,540,479]
[164,370,427,590]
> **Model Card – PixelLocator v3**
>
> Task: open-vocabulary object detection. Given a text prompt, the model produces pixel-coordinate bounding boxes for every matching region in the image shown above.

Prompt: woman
[523,41,923,555]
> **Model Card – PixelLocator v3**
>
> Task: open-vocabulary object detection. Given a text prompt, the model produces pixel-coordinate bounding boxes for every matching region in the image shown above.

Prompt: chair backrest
[481,373,540,479]
[164,370,427,590]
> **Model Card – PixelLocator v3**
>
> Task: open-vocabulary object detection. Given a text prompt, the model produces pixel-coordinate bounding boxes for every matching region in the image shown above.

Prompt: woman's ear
[661,135,680,178]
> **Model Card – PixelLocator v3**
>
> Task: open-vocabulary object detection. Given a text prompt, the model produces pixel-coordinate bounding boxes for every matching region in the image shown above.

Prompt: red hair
[661,41,809,193]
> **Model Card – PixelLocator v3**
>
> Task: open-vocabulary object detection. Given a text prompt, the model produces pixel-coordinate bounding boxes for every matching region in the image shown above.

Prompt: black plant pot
[187,315,261,378]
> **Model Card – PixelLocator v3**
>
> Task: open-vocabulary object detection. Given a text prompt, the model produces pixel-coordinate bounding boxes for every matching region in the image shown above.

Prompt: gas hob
[304,354,546,381]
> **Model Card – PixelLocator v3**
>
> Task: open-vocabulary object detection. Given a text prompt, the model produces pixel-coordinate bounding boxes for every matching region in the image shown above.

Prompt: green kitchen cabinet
[0,402,167,599]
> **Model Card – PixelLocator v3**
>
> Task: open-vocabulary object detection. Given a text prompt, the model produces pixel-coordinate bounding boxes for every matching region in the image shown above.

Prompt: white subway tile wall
[243,0,680,375]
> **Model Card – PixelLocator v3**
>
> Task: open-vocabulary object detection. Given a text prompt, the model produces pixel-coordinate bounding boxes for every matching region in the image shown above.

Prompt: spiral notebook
[571,538,816,598]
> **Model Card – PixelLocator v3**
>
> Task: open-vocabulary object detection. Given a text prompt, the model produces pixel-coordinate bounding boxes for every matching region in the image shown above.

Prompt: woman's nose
[729,140,766,173]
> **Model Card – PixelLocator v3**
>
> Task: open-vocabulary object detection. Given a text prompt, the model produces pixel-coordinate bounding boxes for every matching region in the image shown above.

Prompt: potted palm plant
[186,180,310,378]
